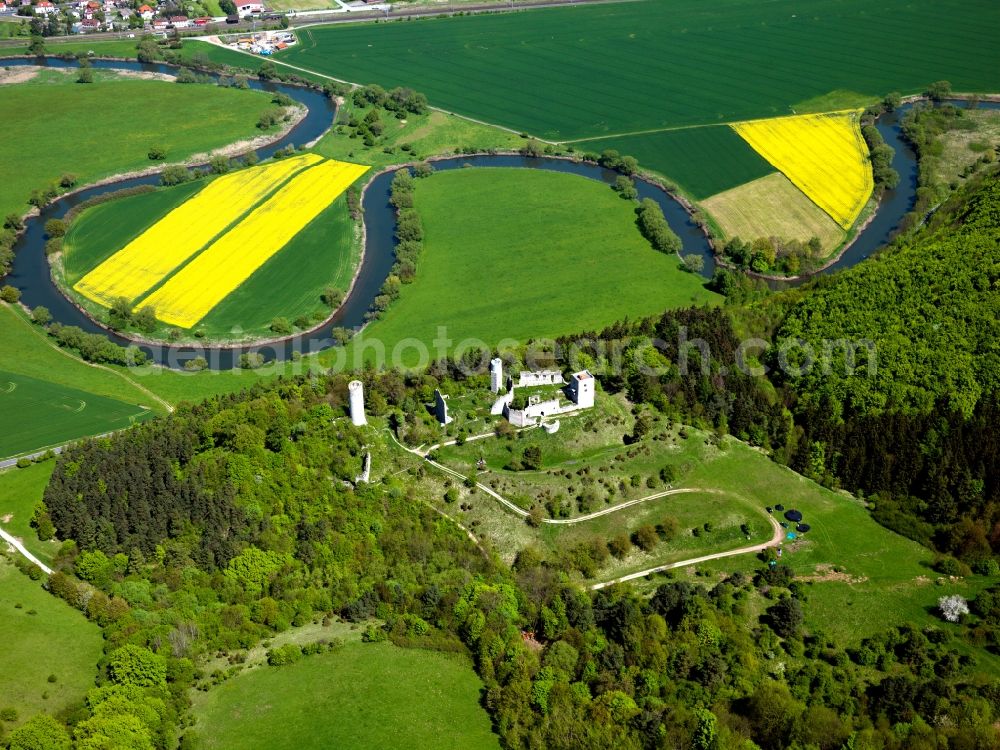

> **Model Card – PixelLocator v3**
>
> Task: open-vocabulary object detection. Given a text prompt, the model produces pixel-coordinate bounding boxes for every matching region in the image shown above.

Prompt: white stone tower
[490,358,503,393]
[348,380,367,426]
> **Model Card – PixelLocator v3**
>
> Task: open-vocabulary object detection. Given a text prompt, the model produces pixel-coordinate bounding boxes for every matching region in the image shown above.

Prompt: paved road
[589,515,785,590]
[0,526,53,575]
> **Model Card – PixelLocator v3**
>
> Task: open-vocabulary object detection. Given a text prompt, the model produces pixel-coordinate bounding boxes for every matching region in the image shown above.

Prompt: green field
[0,303,166,411]
[0,462,59,567]
[280,0,1000,143]
[0,69,276,218]
[62,181,204,287]
[0,369,153,458]
[191,642,500,750]
[339,167,716,368]
[61,178,359,341]
[580,125,775,199]
[0,558,103,727]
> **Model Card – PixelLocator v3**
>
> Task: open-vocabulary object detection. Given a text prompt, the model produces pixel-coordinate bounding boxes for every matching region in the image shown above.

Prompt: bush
[239,352,265,369]
[1,285,21,303]
[44,219,66,238]
[266,643,303,666]
[148,145,167,161]
[31,306,52,326]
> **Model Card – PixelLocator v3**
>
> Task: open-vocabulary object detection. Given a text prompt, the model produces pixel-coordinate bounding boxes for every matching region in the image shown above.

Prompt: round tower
[348,380,367,426]
[490,358,503,393]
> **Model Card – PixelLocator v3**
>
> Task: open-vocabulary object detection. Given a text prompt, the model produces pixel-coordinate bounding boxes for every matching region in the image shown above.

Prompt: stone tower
[348,380,367,426]
[490,358,503,393]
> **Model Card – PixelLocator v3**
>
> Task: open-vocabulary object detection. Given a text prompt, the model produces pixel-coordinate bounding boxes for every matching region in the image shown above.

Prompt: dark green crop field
[582,125,775,199]
[0,370,153,458]
[279,0,1000,141]
[62,179,357,341]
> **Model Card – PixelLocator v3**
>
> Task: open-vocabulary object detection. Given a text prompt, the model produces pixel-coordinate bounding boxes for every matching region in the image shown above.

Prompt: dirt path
[589,515,785,590]
[0,526,53,575]
[392,429,768,529]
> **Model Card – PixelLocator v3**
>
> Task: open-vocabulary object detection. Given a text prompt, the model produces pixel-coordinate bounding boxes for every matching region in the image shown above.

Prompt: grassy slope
[0,559,103,726]
[0,462,59,567]
[313,107,523,171]
[933,109,1000,187]
[0,304,169,457]
[0,72,274,218]
[702,172,847,252]
[0,369,154,458]
[191,642,500,750]
[580,125,775,200]
[279,0,1000,141]
[339,168,717,368]
[0,304,164,411]
[408,410,999,670]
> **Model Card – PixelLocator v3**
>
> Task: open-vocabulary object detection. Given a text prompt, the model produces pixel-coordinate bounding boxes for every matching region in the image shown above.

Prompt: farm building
[237,0,264,12]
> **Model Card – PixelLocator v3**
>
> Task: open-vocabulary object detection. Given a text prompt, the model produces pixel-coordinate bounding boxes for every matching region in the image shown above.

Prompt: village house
[236,0,264,13]
[34,0,57,12]
[138,4,153,19]
[169,13,189,27]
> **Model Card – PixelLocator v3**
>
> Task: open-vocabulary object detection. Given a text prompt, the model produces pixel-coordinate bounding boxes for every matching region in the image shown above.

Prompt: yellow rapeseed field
[138,159,369,328]
[74,153,322,307]
[731,111,873,229]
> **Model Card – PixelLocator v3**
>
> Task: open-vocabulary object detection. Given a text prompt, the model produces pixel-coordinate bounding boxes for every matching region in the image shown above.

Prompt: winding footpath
[0,527,53,575]
[388,428,786,582]
[590,515,784,590]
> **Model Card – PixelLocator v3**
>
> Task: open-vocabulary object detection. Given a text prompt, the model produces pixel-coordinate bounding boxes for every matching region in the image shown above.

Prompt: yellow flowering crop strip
[74,154,322,307]
[731,111,873,229]
[138,159,369,328]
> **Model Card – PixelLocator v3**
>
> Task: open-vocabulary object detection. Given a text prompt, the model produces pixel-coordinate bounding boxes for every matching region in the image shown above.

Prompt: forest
[8,359,994,749]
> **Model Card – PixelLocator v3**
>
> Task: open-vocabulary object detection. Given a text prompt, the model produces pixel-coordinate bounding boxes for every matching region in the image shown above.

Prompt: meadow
[0,558,103,728]
[279,0,1000,142]
[0,369,153,458]
[0,461,59,567]
[702,173,846,252]
[339,167,717,368]
[0,69,277,219]
[190,642,499,750]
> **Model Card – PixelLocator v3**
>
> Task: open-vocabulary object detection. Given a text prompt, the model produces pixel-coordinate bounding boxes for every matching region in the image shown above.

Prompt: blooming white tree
[938,594,969,623]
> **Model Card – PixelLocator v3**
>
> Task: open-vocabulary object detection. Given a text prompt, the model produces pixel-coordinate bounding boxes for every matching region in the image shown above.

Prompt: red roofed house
[169,14,188,27]
[35,0,57,12]
[138,3,153,19]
